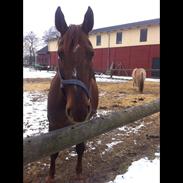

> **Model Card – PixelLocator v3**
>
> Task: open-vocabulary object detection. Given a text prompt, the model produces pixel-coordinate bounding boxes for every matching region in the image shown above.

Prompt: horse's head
[55,6,94,123]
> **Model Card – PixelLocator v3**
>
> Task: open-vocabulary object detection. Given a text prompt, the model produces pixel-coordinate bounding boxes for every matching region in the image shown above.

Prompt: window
[116,32,122,44]
[151,58,160,78]
[96,35,101,46]
[140,28,148,42]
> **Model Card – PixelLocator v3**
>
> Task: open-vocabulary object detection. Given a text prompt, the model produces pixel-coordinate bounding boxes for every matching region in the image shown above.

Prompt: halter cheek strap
[57,64,91,99]
[61,78,91,99]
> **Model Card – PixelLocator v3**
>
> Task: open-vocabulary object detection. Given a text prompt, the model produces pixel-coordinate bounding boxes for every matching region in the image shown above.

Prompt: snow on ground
[106,141,122,151]
[101,141,122,155]
[23,67,56,79]
[107,152,160,183]
[96,73,160,82]
[23,67,159,82]
[118,121,145,134]
[23,91,48,138]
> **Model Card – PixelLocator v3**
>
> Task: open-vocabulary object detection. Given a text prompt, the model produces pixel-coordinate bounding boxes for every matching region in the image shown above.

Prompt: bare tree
[23,41,30,66]
[42,26,60,44]
[24,31,39,66]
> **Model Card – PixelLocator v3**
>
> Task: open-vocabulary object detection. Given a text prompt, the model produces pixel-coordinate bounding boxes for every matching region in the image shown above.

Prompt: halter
[57,60,91,99]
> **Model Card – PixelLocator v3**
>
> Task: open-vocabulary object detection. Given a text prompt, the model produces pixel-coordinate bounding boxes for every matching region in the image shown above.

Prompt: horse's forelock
[62,25,81,52]
[61,25,91,53]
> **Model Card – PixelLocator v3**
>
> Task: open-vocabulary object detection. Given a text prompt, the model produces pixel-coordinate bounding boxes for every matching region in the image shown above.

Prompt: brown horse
[132,68,146,93]
[46,6,99,183]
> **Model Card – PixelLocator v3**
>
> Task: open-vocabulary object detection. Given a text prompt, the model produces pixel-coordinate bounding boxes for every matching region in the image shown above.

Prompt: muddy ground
[23,78,160,183]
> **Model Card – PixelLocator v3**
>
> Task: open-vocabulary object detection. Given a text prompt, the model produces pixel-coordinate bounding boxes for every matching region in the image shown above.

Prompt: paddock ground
[23,79,160,183]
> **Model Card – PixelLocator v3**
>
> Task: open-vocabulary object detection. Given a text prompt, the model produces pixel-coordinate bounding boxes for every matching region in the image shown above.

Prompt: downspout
[48,43,51,68]
[48,41,52,69]
[148,45,152,78]
[107,32,110,71]
[49,53,51,68]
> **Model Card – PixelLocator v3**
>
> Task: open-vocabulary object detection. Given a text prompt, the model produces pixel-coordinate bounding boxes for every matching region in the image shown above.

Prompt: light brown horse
[46,6,98,183]
[132,68,146,93]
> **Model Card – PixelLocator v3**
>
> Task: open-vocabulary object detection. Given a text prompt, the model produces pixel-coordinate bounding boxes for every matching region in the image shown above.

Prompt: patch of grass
[24,79,51,91]
[98,81,159,109]
[24,79,159,108]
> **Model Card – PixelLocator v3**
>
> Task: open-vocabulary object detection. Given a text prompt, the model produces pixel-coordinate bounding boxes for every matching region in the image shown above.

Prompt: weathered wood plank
[24,98,160,165]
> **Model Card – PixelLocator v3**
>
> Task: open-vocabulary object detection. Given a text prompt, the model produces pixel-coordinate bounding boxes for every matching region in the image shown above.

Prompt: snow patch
[101,141,122,155]
[105,141,122,151]
[95,110,113,117]
[23,67,56,78]
[107,155,160,183]
[23,91,48,138]
[87,141,96,151]
[24,67,159,82]
[96,74,160,82]
[97,140,102,145]
[69,151,77,157]
[118,122,145,135]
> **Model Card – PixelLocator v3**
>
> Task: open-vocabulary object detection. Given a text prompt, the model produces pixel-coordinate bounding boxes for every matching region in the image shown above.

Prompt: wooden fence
[24,98,160,166]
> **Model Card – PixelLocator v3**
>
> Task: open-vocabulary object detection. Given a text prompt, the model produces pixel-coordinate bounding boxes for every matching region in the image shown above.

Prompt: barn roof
[90,18,160,34]
[36,46,48,54]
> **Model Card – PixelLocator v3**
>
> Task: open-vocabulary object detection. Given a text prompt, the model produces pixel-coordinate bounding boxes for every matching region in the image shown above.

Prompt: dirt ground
[23,78,160,183]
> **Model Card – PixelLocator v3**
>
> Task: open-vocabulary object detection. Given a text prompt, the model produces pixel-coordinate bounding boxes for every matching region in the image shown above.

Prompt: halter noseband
[57,63,91,99]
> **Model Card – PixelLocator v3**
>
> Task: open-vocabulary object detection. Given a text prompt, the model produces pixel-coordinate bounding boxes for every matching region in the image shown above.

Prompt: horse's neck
[48,74,65,107]
[91,69,96,80]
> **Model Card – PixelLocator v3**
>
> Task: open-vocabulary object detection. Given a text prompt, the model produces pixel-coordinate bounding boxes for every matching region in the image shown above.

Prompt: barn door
[151,58,160,78]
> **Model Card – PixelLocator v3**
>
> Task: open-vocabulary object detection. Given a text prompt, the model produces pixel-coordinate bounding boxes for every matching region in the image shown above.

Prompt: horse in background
[132,68,146,93]
[46,6,98,183]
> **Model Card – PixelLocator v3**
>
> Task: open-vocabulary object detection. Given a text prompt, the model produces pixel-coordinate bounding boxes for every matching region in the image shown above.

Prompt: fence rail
[24,98,160,166]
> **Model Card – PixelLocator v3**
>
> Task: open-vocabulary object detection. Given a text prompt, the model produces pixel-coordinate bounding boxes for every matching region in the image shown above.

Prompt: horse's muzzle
[66,102,92,123]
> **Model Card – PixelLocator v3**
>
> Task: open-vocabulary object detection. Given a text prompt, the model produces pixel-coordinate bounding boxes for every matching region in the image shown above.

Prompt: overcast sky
[23,0,160,38]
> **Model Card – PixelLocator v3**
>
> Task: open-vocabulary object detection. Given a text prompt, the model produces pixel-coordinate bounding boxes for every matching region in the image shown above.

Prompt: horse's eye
[58,51,64,60]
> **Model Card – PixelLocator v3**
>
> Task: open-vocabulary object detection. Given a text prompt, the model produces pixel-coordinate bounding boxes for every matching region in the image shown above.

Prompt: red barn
[37,18,160,77]
[36,46,50,67]
[89,18,160,78]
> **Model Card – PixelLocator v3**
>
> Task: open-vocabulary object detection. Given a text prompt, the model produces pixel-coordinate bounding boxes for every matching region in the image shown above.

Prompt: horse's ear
[55,7,68,36]
[81,6,94,34]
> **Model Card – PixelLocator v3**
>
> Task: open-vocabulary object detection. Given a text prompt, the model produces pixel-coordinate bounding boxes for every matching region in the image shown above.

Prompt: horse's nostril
[87,104,91,113]
[66,108,72,117]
